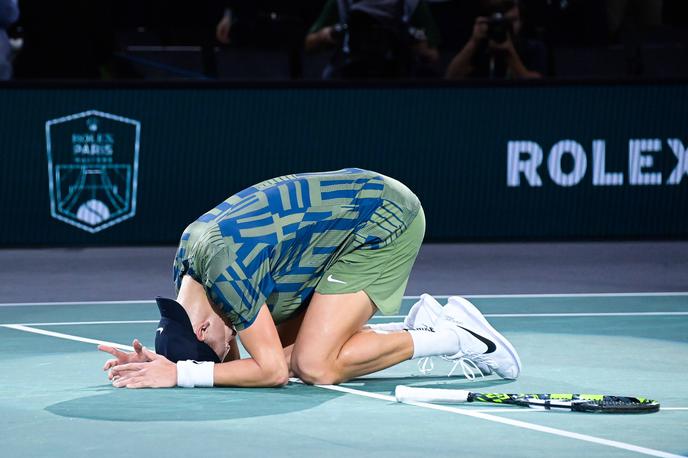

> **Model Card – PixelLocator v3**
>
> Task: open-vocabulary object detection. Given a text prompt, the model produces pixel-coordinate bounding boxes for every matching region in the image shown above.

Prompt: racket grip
[395,386,470,403]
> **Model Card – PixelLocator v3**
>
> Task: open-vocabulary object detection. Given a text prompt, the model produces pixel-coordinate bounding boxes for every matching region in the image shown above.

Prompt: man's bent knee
[292,354,344,385]
[295,366,344,385]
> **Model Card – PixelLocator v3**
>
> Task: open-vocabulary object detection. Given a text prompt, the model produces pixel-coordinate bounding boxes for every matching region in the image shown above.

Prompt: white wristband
[176,360,215,388]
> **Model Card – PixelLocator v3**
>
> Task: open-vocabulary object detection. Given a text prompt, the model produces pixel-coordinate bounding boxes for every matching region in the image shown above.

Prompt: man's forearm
[507,52,542,79]
[211,303,289,387]
[446,40,478,79]
[304,28,334,53]
[213,355,289,387]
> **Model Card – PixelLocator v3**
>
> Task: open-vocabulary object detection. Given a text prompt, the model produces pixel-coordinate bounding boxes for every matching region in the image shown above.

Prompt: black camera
[486,12,513,43]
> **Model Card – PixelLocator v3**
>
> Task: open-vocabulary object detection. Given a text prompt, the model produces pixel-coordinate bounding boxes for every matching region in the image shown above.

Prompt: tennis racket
[394,386,660,413]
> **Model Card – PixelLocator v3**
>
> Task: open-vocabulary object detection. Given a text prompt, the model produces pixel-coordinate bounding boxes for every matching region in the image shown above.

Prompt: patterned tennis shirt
[173,168,420,330]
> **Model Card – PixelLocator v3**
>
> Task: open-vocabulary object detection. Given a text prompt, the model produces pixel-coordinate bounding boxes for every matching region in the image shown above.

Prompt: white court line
[300,382,686,458]
[0,300,155,307]
[1,324,685,458]
[7,320,160,326]
[5,311,688,327]
[456,292,688,299]
[1,292,687,307]
[1,324,135,351]
[478,312,688,317]
[376,312,688,320]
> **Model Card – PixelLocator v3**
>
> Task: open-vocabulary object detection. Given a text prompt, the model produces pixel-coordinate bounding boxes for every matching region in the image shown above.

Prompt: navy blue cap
[154,297,220,363]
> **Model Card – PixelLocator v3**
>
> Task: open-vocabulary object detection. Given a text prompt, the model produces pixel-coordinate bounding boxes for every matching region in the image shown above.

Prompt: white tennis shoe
[364,294,444,335]
[404,294,494,377]
[403,294,443,331]
[402,294,446,375]
[436,296,522,380]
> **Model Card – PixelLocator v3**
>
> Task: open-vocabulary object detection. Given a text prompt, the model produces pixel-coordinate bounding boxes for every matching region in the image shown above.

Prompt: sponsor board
[45,110,141,233]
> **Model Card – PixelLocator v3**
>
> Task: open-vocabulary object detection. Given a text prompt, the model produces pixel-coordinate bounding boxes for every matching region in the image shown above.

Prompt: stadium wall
[1,80,687,245]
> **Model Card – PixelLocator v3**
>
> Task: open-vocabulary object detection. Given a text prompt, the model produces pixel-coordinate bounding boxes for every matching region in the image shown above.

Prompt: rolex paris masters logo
[45,110,141,233]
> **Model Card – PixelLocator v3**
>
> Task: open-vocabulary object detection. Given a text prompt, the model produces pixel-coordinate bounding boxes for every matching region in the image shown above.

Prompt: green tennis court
[1,294,686,458]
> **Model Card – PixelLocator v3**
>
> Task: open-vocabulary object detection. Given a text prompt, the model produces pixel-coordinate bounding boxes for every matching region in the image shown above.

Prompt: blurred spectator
[215,1,266,46]
[216,7,233,44]
[607,0,662,38]
[215,1,310,47]
[0,0,19,79]
[305,0,440,79]
[446,0,545,79]
[606,0,663,75]
[213,1,311,79]
[12,0,114,79]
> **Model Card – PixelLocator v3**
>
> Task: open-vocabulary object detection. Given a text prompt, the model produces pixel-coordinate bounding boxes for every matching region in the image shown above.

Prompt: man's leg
[274,308,307,376]
[290,210,424,384]
[290,291,522,384]
[290,291,415,385]
[290,208,466,384]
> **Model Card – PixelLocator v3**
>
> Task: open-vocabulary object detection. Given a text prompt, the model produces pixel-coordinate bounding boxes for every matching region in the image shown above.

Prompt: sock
[366,322,406,334]
[408,329,460,359]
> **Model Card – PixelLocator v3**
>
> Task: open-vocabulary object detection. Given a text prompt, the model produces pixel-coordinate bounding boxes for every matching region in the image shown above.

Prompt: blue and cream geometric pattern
[174,168,418,330]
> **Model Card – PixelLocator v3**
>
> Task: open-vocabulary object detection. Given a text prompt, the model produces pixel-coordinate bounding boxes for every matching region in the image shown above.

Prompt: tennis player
[100,168,520,388]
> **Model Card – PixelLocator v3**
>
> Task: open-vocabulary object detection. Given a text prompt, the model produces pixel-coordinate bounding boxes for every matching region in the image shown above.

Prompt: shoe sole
[448,296,522,379]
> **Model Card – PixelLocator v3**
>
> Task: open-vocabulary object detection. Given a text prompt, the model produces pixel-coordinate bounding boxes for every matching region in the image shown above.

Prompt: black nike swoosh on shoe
[457,326,497,354]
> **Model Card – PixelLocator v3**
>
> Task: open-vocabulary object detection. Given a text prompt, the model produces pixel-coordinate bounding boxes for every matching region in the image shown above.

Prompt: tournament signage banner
[0,82,686,245]
[45,110,140,233]
[506,139,687,188]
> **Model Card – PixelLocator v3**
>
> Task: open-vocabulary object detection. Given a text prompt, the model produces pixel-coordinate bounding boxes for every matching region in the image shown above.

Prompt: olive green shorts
[314,207,426,315]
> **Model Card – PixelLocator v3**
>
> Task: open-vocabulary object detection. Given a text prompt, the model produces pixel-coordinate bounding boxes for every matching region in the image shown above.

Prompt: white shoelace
[417,355,487,380]
[417,356,434,374]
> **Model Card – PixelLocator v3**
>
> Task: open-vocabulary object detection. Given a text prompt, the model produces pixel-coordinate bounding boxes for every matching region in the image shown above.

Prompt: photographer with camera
[305,0,440,79]
[446,0,544,79]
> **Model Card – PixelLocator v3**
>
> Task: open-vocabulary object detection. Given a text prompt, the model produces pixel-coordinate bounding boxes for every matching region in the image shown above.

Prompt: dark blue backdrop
[1,81,687,245]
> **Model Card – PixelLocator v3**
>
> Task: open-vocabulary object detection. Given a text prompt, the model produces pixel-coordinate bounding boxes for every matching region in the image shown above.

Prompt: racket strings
[545,396,659,412]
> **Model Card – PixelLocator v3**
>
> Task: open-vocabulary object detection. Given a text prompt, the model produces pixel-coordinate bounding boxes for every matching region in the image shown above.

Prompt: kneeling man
[100,168,520,388]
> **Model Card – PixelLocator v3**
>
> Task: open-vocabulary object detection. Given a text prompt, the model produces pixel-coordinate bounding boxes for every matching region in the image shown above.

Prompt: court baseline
[1,318,685,458]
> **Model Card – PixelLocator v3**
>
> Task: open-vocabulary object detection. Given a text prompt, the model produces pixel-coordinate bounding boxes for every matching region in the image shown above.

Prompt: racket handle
[395,385,470,403]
